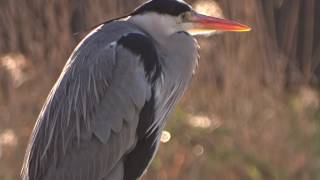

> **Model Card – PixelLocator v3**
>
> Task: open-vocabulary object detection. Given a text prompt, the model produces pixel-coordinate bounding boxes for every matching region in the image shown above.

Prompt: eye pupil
[181,14,186,20]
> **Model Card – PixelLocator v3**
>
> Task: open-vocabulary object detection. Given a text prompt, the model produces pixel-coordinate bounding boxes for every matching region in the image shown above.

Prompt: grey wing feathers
[22,23,152,180]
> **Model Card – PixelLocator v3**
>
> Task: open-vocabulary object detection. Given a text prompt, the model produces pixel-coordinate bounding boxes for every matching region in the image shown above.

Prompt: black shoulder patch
[117,33,161,82]
[131,0,191,16]
[120,33,163,179]
[124,87,159,179]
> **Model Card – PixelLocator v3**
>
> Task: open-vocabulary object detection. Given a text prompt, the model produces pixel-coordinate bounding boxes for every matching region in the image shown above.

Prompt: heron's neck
[128,13,176,45]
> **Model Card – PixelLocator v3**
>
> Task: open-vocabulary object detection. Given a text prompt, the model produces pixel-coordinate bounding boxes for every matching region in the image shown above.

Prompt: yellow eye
[180,12,193,22]
[181,13,188,21]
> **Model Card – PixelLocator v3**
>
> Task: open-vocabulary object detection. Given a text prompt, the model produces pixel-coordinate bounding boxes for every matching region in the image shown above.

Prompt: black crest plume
[131,0,192,16]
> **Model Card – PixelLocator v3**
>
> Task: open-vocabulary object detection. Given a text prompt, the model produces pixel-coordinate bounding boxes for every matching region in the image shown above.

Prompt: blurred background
[0,0,320,179]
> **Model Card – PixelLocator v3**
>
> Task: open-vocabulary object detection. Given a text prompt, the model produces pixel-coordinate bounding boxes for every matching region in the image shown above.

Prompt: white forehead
[129,12,179,36]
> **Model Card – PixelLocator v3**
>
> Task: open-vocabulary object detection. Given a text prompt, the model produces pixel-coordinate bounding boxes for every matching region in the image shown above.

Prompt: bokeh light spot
[160,131,171,143]
[194,0,224,18]
[193,144,204,156]
[0,129,18,147]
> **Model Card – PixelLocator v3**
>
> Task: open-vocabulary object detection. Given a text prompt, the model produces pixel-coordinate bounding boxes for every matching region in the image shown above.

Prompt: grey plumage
[20,0,251,178]
[22,18,198,180]
[21,0,252,179]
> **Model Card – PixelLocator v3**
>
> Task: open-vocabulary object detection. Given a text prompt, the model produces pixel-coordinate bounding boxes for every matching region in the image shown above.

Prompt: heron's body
[23,20,198,180]
[22,1,250,179]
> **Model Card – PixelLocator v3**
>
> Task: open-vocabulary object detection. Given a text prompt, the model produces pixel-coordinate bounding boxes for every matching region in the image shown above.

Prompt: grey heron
[22,0,251,179]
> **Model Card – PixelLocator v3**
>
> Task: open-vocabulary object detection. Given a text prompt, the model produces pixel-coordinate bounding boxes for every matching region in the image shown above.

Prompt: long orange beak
[190,12,251,33]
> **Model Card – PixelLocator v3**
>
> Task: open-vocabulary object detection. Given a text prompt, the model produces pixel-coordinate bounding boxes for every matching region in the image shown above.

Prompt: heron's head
[129,0,251,37]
